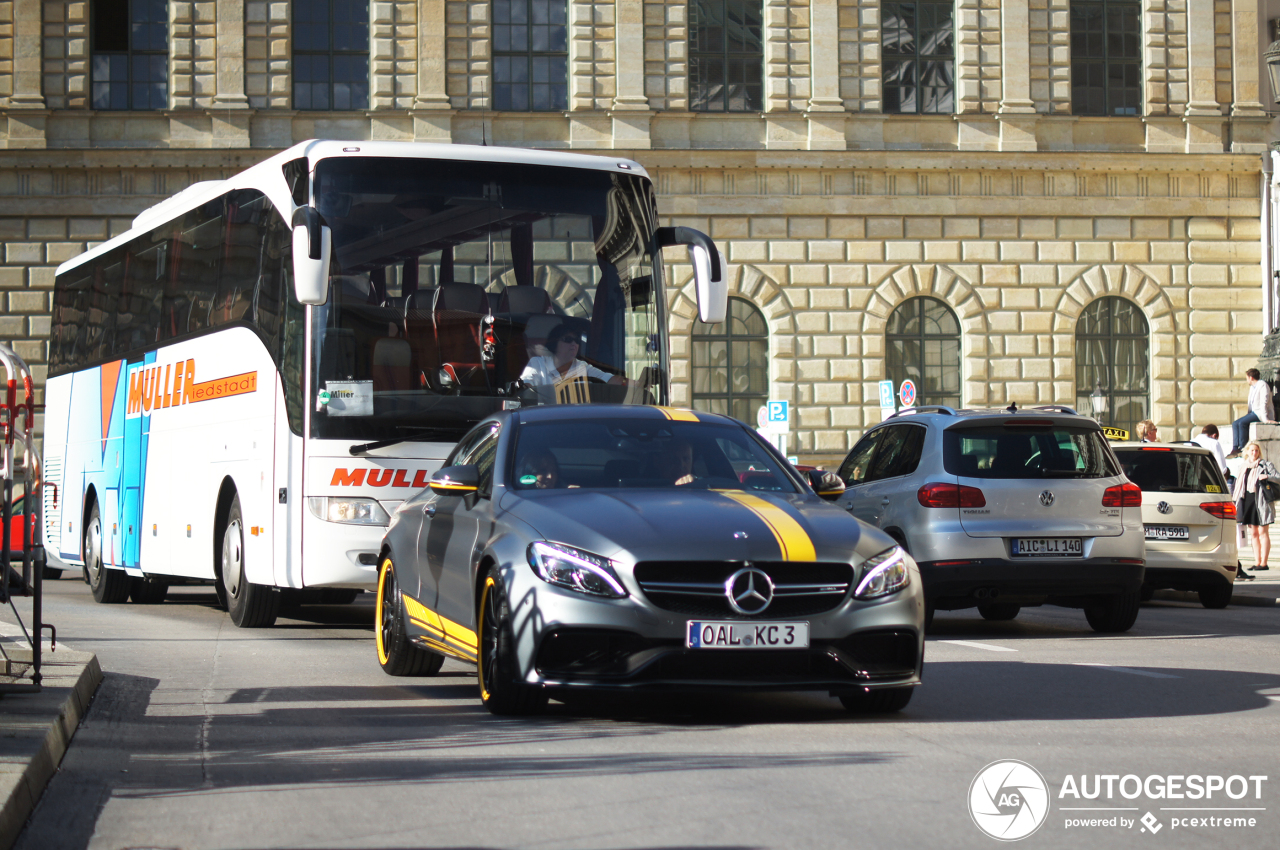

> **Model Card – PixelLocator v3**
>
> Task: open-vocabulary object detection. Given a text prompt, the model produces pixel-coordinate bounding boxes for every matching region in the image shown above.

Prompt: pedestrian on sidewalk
[1192,424,1229,480]
[1136,420,1158,442]
[1229,369,1274,456]
[1231,440,1277,579]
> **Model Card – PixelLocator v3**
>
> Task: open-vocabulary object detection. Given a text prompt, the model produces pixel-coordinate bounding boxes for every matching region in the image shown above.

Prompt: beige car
[1112,442,1238,608]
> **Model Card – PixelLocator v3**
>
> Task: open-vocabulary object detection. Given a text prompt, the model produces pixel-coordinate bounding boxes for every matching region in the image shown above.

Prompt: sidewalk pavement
[0,631,101,850]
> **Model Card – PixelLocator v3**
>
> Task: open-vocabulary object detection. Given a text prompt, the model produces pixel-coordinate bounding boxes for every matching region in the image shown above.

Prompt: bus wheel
[376,557,444,676]
[85,501,129,603]
[219,495,279,628]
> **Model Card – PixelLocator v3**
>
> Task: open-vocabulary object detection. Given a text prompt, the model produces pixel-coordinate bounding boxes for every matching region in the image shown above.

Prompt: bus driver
[520,324,629,388]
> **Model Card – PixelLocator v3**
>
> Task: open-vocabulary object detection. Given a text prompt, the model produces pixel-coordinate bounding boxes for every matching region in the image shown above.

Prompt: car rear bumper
[917,557,1146,609]
[1140,541,1237,583]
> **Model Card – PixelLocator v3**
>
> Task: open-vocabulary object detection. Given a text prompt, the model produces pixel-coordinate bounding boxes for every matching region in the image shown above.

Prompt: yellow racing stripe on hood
[717,491,817,561]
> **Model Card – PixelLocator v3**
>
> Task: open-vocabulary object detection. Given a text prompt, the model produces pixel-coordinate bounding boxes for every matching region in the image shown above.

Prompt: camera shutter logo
[968,760,1050,841]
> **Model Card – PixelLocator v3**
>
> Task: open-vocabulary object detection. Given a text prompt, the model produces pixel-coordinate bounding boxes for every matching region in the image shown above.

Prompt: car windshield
[511,419,801,493]
[1113,449,1228,495]
[943,421,1119,479]
[308,158,664,443]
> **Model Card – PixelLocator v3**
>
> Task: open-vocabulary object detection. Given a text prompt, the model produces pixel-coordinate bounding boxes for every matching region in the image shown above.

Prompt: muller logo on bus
[126,360,258,418]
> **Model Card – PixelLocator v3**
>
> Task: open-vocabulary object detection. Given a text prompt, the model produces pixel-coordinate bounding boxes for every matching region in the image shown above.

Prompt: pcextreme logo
[126,360,257,417]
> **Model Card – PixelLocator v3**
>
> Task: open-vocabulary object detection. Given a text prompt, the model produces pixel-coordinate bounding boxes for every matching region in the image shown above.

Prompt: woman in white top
[519,323,628,388]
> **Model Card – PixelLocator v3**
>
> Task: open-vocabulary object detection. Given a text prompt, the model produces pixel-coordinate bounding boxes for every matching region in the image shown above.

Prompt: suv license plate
[1145,525,1190,541]
[1011,537,1083,557]
[686,621,810,649]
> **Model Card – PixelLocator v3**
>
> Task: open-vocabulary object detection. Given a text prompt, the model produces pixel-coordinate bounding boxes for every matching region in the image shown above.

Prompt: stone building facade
[0,0,1277,463]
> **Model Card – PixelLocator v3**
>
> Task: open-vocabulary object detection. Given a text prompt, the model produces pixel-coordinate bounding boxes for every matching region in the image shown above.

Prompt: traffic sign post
[757,400,790,457]
[898,379,916,408]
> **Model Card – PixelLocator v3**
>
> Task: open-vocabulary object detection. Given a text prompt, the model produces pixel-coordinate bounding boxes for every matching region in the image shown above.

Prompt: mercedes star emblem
[725,567,775,615]
[1157,501,1172,514]
[1039,490,1055,507]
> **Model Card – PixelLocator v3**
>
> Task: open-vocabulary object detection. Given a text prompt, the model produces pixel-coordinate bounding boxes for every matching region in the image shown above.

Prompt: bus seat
[371,336,414,392]
[433,283,489,387]
[404,287,437,319]
[498,285,552,315]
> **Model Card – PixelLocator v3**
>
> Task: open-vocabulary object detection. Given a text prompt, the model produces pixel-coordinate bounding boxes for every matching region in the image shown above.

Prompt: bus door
[121,355,151,572]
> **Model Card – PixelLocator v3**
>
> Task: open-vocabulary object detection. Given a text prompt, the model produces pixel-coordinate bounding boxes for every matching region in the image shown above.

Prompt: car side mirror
[429,465,479,496]
[291,206,331,306]
[655,226,726,323]
[808,470,846,501]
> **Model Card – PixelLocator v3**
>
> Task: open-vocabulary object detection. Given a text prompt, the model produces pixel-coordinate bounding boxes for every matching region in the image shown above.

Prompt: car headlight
[307,496,390,526]
[527,541,627,598]
[855,546,910,599]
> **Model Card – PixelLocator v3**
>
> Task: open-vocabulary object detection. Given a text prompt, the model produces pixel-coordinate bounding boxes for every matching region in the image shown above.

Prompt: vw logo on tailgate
[1039,490,1055,507]
[725,567,775,615]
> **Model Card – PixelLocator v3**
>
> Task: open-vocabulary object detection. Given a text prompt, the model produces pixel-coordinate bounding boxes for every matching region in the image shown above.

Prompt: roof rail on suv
[887,405,957,419]
[1030,405,1079,415]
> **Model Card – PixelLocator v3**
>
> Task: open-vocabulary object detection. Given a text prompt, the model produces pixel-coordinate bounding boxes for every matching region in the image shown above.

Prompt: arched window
[1075,296,1149,435]
[692,296,768,424]
[886,296,961,409]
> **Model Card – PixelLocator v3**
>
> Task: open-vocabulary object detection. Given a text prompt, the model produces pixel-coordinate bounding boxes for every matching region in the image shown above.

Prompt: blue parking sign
[767,401,788,423]
[878,380,895,409]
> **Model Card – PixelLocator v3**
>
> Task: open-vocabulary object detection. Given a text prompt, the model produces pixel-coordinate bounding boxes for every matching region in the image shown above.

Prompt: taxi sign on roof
[1102,426,1129,441]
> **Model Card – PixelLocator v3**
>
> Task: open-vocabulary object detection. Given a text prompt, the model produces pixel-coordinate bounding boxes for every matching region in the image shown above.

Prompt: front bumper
[917,557,1146,609]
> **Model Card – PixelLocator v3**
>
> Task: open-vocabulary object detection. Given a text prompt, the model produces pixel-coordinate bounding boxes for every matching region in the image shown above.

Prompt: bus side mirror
[291,206,331,306]
[656,226,726,324]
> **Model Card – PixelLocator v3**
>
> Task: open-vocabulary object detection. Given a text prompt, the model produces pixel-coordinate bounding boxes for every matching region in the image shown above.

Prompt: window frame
[1069,0,1142,116]
[491,0,569,112]
[880,1,955,115]
[1074,296,1150,437]
[885,296,962,410]
[691,295,769,426]
[90,0,169,111]
[688,0,764,113]
[291,0,371,111]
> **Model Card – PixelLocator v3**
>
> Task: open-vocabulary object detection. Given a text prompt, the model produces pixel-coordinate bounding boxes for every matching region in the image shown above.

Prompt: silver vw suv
[834,405,1145,632]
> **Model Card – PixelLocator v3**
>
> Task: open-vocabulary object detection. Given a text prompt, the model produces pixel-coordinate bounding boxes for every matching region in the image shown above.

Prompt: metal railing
[1,341,52,694]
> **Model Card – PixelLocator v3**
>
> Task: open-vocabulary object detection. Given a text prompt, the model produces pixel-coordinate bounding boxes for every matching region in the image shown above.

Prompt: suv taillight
[1200,501,1236,520]
[917,482,986,508]
[1102,482,1142,507]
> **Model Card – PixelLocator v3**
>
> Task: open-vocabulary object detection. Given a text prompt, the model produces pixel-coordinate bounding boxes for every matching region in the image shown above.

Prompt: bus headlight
[307,496,390,526]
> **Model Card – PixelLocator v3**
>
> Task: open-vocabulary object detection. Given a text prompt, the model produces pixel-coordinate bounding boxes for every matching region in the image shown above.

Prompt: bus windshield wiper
[349,427,461,456]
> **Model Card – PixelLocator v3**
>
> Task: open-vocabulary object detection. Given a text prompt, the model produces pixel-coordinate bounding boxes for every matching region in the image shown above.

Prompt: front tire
[84,501,129,603]
[219,495,279,628]
[1198,582,1233,609]
[376,557,444,676]
[977,602,1020,621]
[477,566,547,716]
[839,687,914,714]
[1084,590,1141,633]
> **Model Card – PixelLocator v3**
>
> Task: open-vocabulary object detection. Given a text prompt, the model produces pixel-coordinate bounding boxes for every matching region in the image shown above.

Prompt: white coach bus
[43,140,725,626]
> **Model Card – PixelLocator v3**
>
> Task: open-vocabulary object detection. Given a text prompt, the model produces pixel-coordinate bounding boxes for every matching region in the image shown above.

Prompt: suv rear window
[943,422,1119,479]
[1113,448,1228,495]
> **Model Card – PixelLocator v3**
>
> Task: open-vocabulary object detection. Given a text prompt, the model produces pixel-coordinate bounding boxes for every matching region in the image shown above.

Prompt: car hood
[499,487,894,565]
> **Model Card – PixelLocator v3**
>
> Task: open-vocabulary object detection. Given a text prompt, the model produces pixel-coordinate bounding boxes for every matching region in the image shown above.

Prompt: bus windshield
[309,158,665,443]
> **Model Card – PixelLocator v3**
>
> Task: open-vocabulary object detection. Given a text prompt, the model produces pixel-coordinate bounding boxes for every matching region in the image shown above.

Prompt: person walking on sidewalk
[1230,369,1274,456]
[1231,441,1276,579]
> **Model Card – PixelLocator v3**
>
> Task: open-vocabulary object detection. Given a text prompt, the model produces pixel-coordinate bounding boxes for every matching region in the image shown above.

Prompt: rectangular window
[688,0,763,112]
[1070,0,1140,115]
[881,2,954,114]
[293,0,370,110]
[91,0,168,110]
[492,0,568,111]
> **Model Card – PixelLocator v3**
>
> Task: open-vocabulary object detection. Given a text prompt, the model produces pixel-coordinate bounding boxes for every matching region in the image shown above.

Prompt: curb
[0,649,103,850]
[1152,589,1279,608]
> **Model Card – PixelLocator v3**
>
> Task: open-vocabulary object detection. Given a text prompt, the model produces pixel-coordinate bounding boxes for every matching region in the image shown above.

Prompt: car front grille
[632,561,854,618]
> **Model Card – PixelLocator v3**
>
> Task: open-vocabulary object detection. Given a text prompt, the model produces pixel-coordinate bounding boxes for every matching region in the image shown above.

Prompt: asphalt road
[9,577,1280,850]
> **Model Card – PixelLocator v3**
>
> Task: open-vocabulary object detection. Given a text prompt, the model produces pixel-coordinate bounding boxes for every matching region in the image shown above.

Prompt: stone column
[611,0,651,148]
[413,0,454,141]
[1184,0,1224,152]
[211,0,253,146]
[996,0,1036,150]
[1228,0,1268,152]
[806,0,845,150]
[954,0,995,150]
[7,0,48,147]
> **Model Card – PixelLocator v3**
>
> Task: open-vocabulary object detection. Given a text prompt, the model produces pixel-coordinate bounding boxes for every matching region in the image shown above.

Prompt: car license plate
[1010,537,1083,557]
[686,621,809,649]
[1145,525,1190,541]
